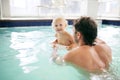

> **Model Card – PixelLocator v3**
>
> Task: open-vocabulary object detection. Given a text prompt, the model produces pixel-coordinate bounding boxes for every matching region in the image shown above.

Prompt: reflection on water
[90,69,120,80]
[10,31,44,73]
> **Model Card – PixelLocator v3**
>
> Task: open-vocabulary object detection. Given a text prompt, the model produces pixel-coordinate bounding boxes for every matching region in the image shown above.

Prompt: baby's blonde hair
[52,17,68,27]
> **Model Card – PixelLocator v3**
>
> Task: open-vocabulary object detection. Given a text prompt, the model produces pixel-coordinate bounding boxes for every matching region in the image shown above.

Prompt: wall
[1,0,10,17]
[0,0,2,19]
[118,0,120,18]
[87,0,98,19]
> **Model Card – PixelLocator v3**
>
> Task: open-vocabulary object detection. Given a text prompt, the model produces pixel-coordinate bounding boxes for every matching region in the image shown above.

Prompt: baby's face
[53,20,66,33]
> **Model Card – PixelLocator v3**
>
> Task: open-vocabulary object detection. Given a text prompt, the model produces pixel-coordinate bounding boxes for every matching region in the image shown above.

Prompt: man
[52,16,112,72]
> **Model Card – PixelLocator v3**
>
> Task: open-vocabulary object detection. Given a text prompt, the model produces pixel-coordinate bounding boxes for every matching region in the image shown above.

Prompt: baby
[52,17,75,50]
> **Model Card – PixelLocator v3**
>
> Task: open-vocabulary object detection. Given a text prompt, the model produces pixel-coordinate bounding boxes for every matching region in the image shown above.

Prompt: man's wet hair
[73,16,97,46]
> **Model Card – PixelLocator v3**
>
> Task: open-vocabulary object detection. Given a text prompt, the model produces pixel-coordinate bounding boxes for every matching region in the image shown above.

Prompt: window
[3,0,86,18]
[98,0,119,17]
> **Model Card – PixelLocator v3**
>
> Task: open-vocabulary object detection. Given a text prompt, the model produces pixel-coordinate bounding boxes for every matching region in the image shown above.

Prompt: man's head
[73,17,97,46]
[52,17,68,33]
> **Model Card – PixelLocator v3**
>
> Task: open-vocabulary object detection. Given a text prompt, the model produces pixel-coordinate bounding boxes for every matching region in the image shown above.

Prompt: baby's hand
[51,42,57,48]
[66,43,78,50]
[52,43,57,48]
[66,46,71,50]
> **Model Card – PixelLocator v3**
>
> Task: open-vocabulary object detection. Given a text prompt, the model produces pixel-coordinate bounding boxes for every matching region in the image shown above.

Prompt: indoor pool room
[0,0,120,80]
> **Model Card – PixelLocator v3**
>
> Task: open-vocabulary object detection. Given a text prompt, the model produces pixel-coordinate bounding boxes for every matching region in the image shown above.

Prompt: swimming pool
[0,25,120,80]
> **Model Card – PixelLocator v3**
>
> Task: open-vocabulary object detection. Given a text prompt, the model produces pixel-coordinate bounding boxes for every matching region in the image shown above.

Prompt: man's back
[94,43,112,68]
[64,43,112,72]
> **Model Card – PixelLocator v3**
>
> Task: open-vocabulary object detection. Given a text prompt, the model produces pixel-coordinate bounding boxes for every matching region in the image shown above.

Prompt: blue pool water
[0,25,120,80]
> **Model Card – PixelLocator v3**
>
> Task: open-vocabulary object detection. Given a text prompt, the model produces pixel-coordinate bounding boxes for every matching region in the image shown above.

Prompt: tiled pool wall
[0,19,73,27]
[102,20,120,26]
[0,19,120,27]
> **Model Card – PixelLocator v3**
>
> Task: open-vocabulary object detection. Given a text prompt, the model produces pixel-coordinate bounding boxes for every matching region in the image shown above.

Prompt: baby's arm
[51,47,58,60]
[50,48,65,65]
